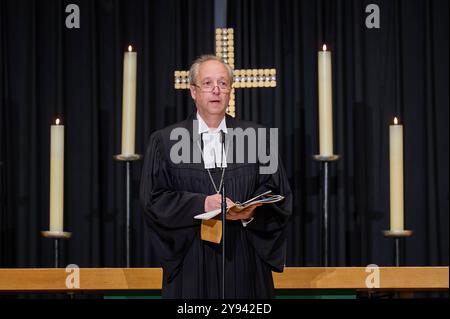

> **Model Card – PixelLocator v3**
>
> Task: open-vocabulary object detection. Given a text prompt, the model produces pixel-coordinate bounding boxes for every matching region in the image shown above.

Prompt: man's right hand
[204,194,234,212]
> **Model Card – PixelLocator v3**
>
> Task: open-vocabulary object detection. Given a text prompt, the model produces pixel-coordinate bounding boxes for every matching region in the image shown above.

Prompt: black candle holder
[114,153,142,268]
[313,154,339,267]
[41,230,72,268]
[383,230,413,266]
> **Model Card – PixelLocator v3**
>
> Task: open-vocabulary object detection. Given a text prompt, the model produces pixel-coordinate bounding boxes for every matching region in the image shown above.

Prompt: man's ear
[190,85,197,101]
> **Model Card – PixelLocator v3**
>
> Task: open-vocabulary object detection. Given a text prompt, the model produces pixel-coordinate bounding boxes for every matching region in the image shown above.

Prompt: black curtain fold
[0,0,448,269]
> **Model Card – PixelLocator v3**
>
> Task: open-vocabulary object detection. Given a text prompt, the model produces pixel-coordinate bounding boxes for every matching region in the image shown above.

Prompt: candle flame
[128,45,132,52]
[394,117,398,125]
[322,44,327,51]
[55,118,60,125]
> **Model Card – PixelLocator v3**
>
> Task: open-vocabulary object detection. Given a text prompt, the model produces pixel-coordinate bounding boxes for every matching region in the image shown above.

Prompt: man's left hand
[226,203,262,221]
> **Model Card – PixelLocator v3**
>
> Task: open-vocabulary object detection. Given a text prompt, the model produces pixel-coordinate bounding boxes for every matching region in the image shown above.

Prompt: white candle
[389,117,404,231]
[318,44,334,156]
[121,45,137,155]
[50,119,64,232]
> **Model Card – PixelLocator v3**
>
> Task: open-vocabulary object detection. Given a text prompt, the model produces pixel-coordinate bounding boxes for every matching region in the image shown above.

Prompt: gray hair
[188,54,234,85]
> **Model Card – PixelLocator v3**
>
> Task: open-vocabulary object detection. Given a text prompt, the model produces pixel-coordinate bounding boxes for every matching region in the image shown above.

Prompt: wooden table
[0,267,447,293]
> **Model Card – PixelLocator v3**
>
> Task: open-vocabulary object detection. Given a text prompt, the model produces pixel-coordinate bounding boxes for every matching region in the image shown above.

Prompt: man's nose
[212,85,221,94]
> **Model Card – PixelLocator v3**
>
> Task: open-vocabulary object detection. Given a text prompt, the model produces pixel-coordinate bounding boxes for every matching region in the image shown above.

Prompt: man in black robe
[140,55,292,298]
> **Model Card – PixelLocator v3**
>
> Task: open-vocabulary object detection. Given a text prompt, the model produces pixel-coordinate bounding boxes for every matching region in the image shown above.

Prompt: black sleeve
[140,131,206,228]
[244,129,292,272]
[139,131,205,281]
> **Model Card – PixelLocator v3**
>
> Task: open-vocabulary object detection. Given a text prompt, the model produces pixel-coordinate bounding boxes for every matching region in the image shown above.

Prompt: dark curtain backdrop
[0,0,448,269]
[0,0,214,268]
[228,0,448,266]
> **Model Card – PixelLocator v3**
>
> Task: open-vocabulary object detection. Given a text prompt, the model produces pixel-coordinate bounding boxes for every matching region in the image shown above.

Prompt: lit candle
[389,117,404,231]
[121,45,137,155]
[318,44,334,156]
[50,118,64,232]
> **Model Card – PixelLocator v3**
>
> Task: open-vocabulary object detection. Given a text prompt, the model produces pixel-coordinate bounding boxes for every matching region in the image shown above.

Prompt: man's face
[190,60,231,119]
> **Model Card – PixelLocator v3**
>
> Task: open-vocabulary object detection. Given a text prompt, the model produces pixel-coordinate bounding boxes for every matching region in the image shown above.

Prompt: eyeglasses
[192,80,231,93]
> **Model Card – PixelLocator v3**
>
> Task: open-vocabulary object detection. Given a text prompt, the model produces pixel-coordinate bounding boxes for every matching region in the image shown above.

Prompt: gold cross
[174,28,277,117]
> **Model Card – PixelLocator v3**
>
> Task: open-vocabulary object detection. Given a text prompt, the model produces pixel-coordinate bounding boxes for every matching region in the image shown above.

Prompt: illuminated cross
[174,28,277,117]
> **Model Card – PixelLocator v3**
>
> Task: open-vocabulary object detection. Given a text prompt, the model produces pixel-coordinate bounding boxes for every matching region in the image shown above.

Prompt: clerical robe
[140,113,292,298]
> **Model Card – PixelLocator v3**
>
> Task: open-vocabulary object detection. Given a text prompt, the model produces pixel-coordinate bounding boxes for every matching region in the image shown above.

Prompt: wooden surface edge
[0,267,447,292]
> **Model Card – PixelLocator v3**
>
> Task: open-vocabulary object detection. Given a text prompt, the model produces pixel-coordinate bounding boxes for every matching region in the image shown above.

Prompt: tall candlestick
[121,45,137,155]
[318,44,334,156]
[50,119,64,232]
[389,117,404,231]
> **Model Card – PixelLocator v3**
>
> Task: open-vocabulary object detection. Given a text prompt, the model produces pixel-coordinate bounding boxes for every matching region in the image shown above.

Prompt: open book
[194,190,284,220]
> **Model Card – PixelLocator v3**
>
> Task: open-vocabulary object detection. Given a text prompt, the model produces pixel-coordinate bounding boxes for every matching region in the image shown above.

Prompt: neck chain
[208,166,225,194]
[197,136,227,194]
